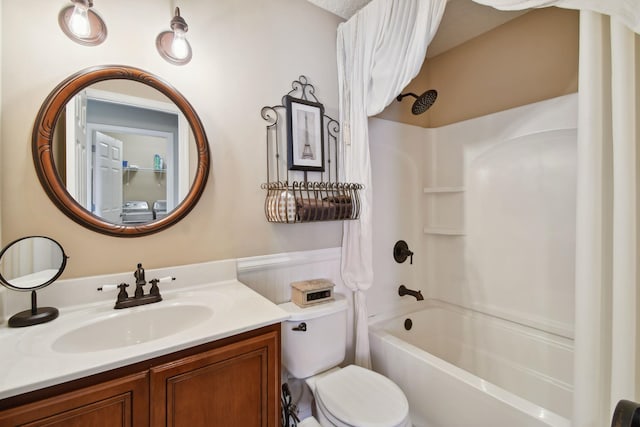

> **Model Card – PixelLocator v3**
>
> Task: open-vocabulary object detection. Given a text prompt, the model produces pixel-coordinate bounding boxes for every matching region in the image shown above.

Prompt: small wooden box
[290,279,335,307]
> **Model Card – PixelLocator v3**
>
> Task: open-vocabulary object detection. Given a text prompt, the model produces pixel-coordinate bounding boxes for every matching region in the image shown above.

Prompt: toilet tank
[279,294,348,379]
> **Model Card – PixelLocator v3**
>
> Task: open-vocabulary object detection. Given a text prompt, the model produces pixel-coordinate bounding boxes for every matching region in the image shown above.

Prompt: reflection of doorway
[109,131,171,210]
[88,124,174,214]
[93,132,123,223]
[64,87,189,223]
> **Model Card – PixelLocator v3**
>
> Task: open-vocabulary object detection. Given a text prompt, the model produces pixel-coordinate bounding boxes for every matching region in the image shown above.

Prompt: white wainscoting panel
[237,247,354,363]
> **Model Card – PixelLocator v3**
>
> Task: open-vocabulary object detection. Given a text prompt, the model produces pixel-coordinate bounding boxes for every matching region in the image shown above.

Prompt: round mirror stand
[8,291,59,327]
[0,236,68,328]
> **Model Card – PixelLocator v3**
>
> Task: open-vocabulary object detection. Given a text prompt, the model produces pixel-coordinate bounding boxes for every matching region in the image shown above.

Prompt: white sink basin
[52,304,213,353]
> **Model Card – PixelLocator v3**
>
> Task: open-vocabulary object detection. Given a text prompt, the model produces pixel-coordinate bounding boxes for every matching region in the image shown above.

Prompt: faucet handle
[149,276,175,297]
[394,240,414,264]
[116,283,129,302]
[98,283,129,302]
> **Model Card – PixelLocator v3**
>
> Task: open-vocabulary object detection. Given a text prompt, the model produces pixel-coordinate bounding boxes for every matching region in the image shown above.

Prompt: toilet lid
[314,365,409,427]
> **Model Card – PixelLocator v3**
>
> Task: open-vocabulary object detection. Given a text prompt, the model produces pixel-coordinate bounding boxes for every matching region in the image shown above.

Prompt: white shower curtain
[572,11,639,427]
[337,0,446,368]
[472,0,640,33]
[337,0,640,421]
[465,4,640,424]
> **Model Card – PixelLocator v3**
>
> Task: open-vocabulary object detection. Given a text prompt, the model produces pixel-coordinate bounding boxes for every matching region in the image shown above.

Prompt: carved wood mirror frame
[32,65,210,237]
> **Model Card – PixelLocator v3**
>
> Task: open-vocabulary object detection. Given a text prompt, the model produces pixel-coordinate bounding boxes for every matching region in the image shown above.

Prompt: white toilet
[279,294,411,427]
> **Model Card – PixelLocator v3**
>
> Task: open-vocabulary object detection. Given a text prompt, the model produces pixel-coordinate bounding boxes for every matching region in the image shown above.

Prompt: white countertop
[0,277,289,400]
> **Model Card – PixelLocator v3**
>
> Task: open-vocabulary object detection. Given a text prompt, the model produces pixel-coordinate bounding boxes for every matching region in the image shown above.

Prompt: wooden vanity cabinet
[0,324,281,427]
[150,329,279,426]
[0,372,149,427]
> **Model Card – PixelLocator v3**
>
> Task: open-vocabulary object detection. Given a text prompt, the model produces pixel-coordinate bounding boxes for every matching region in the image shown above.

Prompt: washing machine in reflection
[121,201,153,224]
[153,200,167,220]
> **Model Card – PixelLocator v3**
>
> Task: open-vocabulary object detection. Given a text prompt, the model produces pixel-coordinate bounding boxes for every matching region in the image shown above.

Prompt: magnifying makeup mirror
[0,236,68,327]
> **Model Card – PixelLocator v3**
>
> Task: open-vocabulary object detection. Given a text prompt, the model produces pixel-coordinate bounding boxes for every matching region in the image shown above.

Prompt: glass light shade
[68,5,90,37]
[171,30,189,60]
[156,8,192,65]
[58,1,107,46]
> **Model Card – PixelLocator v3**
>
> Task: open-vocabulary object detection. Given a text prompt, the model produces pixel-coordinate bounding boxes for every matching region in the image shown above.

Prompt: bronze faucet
[398,285,424,301]
[98,263,175,309]
[134,263,146,298]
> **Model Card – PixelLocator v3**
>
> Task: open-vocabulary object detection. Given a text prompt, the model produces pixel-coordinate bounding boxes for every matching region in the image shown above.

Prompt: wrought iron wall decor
[261,76,363,223]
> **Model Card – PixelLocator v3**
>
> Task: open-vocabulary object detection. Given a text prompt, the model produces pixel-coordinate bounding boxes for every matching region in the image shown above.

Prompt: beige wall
[377,7,579,127]
[0,0,343,278]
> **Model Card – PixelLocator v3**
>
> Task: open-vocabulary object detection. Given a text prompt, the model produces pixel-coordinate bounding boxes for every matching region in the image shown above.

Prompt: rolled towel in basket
[296,198,336,221]
[323,195,353,219]
[296,196,353,221]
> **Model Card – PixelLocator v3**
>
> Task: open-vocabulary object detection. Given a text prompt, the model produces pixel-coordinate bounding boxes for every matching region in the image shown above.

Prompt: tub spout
[398,285,424,301]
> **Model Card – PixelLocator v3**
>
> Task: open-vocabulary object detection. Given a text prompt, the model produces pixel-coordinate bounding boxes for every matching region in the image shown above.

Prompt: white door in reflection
[62,85,191,225]
[93,131,123,223]
[68,91,89,208]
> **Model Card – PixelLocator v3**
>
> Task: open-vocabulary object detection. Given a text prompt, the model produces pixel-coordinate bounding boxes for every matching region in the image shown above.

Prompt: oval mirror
[0,236,67,327]
[33,65,210,237]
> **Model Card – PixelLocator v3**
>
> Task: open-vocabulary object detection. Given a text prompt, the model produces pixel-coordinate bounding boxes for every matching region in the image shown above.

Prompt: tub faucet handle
[394,240,414,264]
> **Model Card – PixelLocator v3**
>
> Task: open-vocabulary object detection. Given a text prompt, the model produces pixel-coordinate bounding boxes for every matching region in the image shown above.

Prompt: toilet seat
[314,365,410,427]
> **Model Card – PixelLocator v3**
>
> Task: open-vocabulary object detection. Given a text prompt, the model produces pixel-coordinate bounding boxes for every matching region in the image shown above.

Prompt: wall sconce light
[58,0,107,46]
[156,7,192,65]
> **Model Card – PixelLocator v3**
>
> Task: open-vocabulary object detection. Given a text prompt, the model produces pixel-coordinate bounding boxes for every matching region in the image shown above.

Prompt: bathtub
[369,300,573,427]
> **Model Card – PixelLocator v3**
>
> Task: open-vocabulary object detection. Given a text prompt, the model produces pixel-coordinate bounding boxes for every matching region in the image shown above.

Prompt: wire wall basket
[260,76,363,223]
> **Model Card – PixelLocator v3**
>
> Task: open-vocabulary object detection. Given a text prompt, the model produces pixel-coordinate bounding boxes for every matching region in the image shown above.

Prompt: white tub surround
[370,301,572,427]
[423,94,578,340]
[368,94,577,427]
[0,259,289,400]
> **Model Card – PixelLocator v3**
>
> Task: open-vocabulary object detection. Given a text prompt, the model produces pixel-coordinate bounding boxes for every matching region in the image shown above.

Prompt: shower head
[396,89,438,115]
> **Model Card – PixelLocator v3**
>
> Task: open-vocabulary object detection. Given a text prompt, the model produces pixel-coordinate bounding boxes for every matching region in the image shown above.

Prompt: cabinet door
[0,372,148,427]
[150,329,280,427]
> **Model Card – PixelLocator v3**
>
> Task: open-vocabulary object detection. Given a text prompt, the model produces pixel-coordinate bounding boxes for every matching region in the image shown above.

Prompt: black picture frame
[286,95,325,172]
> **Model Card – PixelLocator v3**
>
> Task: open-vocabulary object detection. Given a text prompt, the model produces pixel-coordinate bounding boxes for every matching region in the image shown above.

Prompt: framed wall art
[285,95,325,172]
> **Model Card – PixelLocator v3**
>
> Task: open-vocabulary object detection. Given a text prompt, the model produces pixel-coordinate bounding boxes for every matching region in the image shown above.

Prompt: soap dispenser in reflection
[153,154,160,170]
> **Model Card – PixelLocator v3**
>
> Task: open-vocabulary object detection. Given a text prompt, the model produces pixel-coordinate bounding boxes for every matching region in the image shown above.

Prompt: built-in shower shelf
[423,186,465,194]
[423,227,466,236]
